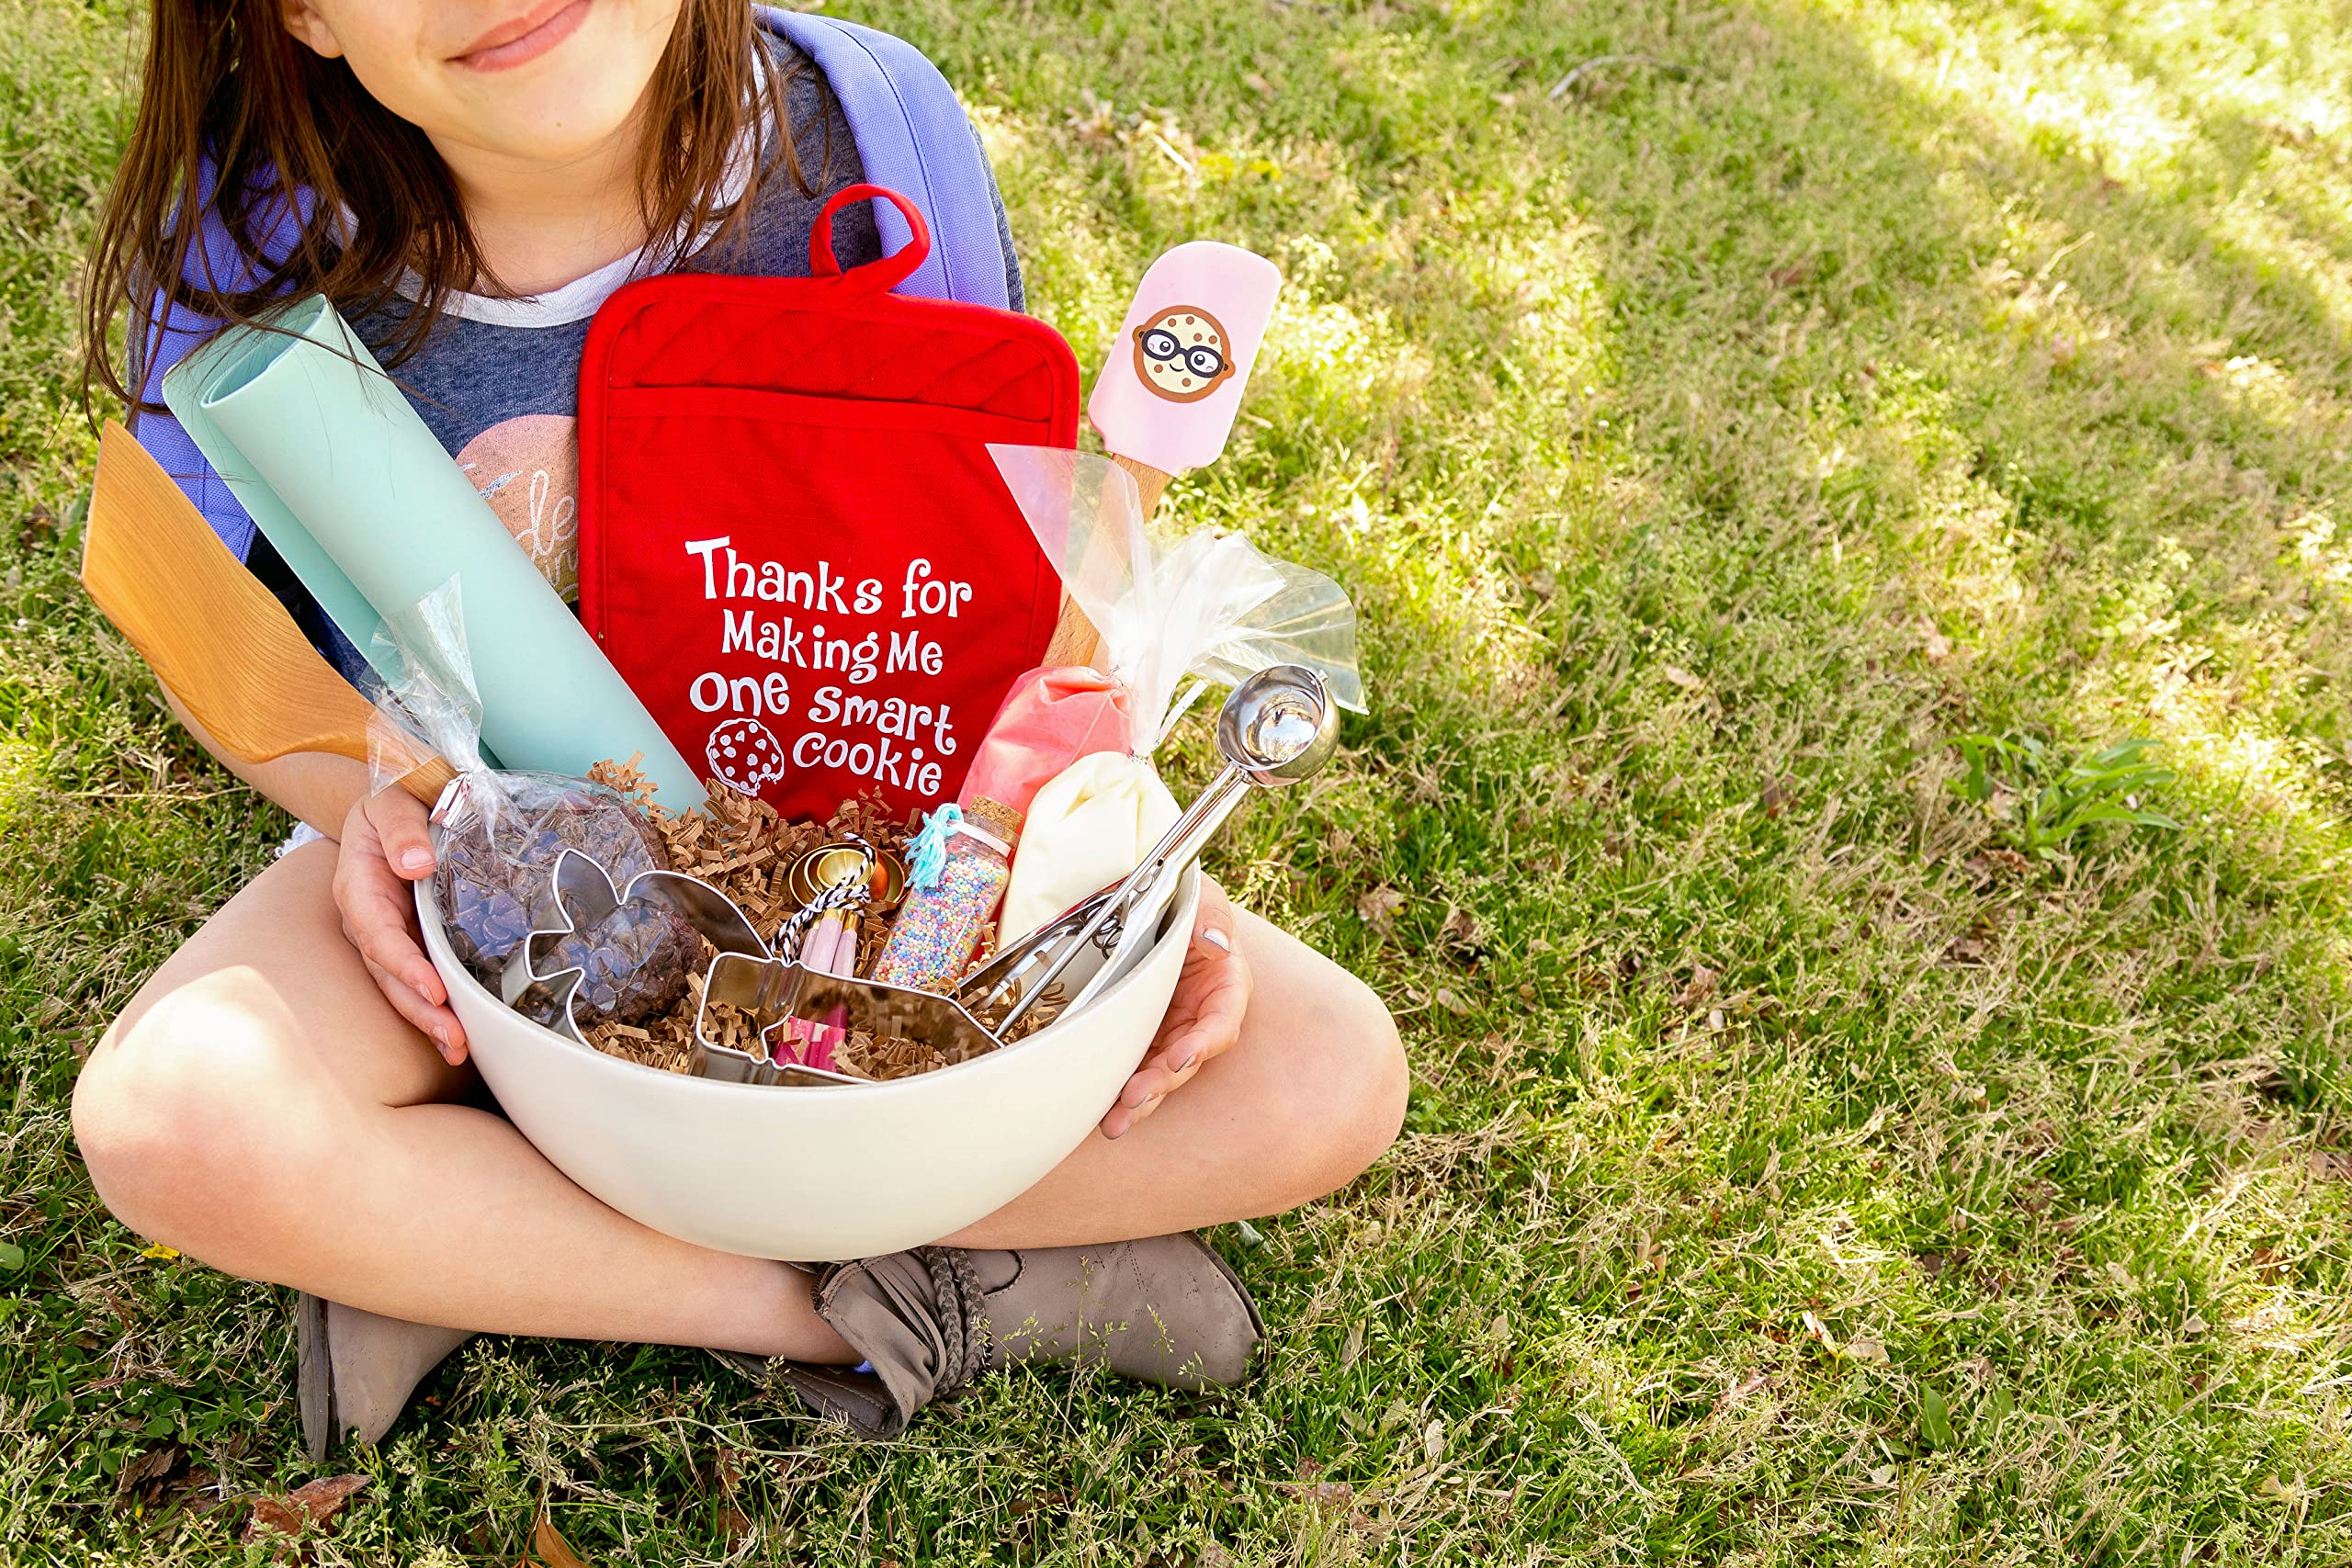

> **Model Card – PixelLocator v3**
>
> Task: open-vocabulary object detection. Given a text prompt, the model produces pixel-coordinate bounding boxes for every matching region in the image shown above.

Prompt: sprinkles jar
[872,799,1018,992]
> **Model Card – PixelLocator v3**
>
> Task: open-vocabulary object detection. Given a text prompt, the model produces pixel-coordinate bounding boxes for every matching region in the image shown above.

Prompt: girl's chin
[438,85,642,161]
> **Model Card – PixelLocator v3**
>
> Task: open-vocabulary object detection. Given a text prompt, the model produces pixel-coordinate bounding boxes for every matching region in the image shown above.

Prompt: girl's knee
[74,986,318,1252]
[1332,973,1408,1168]
[1278,968,1407,1198]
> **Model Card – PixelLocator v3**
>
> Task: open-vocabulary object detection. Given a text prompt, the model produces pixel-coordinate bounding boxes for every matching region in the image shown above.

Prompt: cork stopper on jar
[962,795,1023,849]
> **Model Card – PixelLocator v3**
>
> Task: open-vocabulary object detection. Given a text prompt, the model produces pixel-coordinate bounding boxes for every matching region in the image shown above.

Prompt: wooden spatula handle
[1039,452,1178,669]
[1112,452,1170,517]
[83,421,456,806]
[379,755,459,804]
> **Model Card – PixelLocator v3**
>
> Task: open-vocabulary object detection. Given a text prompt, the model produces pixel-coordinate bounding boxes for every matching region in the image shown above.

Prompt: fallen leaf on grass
[1356,886,1405,938]
[1439,907,1487,966]
[113,1441,186,1511]
[1844,1337,1889,1364]
[533,1513,594,1567]
[243,1473,368,1545]
[1007,1489,1073,1524]
[1660,663,1707,693]
[1917,616,1953,661]
[1963,848,2033,882]
[1942,933,1991,966]
[1712,1372,1770,1416]
[1280,1477,1357,1514]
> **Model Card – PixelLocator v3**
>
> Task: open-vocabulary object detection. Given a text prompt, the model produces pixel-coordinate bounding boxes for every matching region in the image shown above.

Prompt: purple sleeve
[124,154,313,564]
[130,289,261,561]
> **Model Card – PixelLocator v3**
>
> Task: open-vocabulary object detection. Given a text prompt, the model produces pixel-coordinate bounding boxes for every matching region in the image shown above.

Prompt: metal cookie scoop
[960,663,1341,1035]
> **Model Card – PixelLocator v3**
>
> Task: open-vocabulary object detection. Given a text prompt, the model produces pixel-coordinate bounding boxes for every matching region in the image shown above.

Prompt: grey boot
[767,1233,1263,1439]
[295,1293,476,1461]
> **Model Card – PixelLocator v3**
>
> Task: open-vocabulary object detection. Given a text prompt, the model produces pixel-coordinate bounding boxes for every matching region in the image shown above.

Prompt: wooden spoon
[81,420,454,803]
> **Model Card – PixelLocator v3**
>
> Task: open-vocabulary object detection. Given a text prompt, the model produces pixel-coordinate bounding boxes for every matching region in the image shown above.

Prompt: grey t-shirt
[343,35,1019,613]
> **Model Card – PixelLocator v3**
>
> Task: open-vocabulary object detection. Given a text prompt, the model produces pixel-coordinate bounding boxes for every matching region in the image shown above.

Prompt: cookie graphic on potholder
[707,716,789,795]
[1132,306,1238,404]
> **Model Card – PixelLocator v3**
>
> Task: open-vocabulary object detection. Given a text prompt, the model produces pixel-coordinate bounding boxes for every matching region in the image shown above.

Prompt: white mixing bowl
[415,871,1196,1261]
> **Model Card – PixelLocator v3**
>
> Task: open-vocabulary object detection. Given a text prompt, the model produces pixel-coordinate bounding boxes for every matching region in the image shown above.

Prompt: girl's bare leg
[73,847,1404,1345]
[74,841,851,1359]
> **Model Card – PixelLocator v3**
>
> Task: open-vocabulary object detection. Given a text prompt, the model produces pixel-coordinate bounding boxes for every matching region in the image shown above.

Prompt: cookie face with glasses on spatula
[1090,243,1283,523]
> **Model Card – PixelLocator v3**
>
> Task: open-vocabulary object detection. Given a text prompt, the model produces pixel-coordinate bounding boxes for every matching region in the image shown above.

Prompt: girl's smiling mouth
[453,0,592,73]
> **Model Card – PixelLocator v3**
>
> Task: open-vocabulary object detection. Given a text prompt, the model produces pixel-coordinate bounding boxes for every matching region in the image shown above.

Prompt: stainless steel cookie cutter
[507,849,1001,1087]
[699,952,1005,1080]
[502,849,858,1087]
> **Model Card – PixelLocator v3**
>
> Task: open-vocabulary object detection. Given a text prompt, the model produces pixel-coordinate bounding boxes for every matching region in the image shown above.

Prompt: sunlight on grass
[10,0,2352,1557]
[1838,0,2352,333]
[0,736,44,822]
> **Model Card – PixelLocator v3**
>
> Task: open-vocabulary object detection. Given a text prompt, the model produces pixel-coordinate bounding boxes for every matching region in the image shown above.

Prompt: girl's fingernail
[1200,928,1230,952]
[1171,1045,1198,1073]
[401,849,433,874]
[1103,1119,1126,1140]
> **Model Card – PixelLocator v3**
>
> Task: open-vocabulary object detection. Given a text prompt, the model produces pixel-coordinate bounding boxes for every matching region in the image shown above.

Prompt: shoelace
[918,1247,992,1393]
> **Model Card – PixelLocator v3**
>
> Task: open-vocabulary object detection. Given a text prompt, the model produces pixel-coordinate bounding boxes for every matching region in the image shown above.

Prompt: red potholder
[578,185,1079,820]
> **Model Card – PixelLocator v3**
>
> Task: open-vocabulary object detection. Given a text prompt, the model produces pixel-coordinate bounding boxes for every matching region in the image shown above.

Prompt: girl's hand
[334,789,467,1064]
[1101,879,1250,1139]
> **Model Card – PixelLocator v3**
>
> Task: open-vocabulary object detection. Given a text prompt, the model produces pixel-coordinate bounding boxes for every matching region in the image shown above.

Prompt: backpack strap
[757,8,1015,310]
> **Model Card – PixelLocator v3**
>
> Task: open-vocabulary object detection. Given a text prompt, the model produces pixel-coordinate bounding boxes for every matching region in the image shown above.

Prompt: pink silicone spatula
[1089,242,1283,515]
[1042,243,1283,664]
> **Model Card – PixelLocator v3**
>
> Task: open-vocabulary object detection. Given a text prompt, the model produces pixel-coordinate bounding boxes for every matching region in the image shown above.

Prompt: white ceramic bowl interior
[416,870,1195,1261]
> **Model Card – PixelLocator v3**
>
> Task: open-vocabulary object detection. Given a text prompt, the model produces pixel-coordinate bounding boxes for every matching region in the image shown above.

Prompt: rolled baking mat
[161,295,703,807]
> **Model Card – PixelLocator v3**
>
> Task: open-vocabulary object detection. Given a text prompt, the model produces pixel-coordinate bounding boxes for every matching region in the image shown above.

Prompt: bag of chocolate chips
[368,582,701,1027]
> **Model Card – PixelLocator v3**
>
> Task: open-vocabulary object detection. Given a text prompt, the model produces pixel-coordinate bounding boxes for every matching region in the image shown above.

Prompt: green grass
[6,0,2352,1558]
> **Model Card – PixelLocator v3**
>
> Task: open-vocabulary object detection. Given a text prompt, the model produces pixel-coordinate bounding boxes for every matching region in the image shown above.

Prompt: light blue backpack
[130,8,1020,566]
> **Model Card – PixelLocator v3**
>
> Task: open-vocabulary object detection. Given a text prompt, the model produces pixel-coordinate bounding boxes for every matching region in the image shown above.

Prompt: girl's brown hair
[83,0,803,412]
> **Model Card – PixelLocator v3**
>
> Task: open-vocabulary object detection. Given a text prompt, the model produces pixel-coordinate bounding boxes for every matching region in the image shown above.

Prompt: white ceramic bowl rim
[414,875,1189,1103]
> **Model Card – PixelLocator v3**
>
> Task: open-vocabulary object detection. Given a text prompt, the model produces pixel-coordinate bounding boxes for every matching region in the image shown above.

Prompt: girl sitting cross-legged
[70,0,1407,1457]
